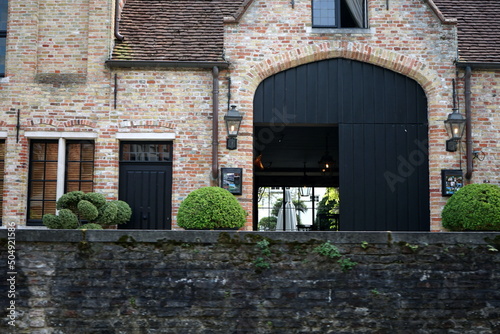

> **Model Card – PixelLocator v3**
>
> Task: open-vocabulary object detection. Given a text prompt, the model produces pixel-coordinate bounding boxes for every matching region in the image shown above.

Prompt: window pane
[45,162,58,179]
[0,36,4,75]
[67,143,81,160]
[0,179,3,213]
[28,140,59,224]
[46,143,59,160]
[0,141,3,220]
[313,0,336,27]
[159,144,171,161]
[80,162,94,180]
[81,143,94,161]
[30,181,44,200]
[0,0,7,31]
[66,162,81,180]
[29,202,43,220]
[43,201,57,216]
[44,181,57,199]
[66,182,80,193]
[31,162,46,180]
[80,182,93,193]
[121,142,172,162]
[65,141,94,193]
[32,143,47,160]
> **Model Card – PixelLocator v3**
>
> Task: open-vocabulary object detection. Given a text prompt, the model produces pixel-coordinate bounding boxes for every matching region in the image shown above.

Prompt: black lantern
[299,162,311,196]
[224,105,243,150]
[318,136,334,173]
[444,108,466,152]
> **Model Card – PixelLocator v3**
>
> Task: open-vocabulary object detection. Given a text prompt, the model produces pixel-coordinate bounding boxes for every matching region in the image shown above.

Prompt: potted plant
[442,183,500,231]
[177,186,246,230]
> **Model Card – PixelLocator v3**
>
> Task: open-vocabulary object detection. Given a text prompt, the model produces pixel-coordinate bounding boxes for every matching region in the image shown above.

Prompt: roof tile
[112,1,500,65]
[432,0,500,63]
[112,0,247,62]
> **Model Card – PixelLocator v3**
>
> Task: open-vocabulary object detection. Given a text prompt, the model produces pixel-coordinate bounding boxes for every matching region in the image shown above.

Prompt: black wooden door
[254,58,429,231]
[119,164,172,229]
[339,123,429,231]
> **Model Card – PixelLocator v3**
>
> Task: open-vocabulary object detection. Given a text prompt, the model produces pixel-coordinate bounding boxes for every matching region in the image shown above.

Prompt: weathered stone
[1,231,499,333]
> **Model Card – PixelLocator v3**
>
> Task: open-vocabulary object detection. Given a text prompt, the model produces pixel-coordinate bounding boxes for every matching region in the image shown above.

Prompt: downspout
[212,66,220,180]
[114,0,124,41]
[464,66,473,179]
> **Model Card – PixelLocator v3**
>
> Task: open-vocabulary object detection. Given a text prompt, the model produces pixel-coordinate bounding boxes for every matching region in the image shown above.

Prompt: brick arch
[23,118,58,127]
[23,118,98,128]
[244,41,439,98]
[119,120,176,129]
[62,119,98,128]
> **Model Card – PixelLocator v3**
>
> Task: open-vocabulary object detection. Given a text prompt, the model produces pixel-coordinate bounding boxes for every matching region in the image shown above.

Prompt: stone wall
[1,229,499,333]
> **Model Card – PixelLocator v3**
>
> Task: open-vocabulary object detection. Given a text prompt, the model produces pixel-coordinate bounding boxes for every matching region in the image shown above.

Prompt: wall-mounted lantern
[318,136,334,173]
[224,105,243,150]
[444,108,466,152]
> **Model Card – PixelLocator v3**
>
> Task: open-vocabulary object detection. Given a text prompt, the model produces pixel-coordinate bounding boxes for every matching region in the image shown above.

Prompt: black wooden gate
[119,142,172,229]
[254,58,429,231]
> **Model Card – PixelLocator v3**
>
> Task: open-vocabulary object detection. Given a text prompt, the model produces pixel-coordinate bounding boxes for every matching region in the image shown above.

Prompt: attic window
[312,0,367,28]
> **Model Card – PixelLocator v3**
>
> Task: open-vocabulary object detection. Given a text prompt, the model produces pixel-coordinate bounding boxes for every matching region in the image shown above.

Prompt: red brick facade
[1,0,498,230]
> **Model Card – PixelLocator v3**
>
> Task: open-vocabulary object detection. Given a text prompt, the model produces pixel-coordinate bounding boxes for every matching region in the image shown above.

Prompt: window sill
[307,27,374,35]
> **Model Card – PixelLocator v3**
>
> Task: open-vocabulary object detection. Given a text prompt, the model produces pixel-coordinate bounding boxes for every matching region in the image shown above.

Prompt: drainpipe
[464,66,473,179]
[212,66,220,180]
[114,0,124,41]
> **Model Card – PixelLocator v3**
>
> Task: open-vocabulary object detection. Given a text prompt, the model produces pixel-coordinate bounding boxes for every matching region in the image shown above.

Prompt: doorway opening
[253,125,339,230]
[257,187,340,231]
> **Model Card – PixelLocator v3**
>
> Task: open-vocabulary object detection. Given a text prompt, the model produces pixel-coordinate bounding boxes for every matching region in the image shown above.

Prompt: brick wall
[0,0,498,230]
[464,71,500,185]
[1,230,499,333]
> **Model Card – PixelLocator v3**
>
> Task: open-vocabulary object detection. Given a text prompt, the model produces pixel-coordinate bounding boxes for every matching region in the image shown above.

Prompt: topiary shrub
[177,186,246,230]
[79,223,103,230]
[56,191,85,212]
[258,216,277,231]
[113,200,133,225]
[442,183,500,231]
[43,191,132,229]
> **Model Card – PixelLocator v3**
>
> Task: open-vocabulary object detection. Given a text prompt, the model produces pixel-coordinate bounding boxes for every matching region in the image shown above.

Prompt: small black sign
[441,169,464,196]
[221,168,242,195]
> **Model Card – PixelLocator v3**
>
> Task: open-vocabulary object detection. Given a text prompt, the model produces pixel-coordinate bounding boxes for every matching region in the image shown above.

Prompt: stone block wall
[0,230,499,333]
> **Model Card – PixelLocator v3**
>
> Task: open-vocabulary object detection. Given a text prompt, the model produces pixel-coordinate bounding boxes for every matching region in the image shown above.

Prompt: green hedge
[177,187,246,230]
[442,183,500,231]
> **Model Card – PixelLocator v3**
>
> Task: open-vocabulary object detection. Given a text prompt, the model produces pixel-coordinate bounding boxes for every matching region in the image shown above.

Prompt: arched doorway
[253,58,429,231]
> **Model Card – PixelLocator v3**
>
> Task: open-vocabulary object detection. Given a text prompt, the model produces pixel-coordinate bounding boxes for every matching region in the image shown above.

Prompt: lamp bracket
[227,137,237,150]
[446,139,458,152]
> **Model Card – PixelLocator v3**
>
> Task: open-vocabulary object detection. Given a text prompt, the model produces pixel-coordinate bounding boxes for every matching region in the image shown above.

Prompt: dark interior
[254,125,339,188]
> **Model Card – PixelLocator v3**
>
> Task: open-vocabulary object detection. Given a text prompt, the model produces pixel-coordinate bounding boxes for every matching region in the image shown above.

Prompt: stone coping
[1,229,499,245]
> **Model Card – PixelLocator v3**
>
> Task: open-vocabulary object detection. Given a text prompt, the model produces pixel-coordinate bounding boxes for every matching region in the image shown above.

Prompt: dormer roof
[110,0,251,64]
[433,0,500,64]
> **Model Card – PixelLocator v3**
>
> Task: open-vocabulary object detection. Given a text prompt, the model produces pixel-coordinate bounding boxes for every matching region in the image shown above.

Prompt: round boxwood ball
[442,183,500,231]
[177,187,246,229]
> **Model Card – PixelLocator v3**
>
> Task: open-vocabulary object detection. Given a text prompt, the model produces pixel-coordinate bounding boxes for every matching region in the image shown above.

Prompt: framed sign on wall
[441,169,464,196]
[221,168,242,195]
